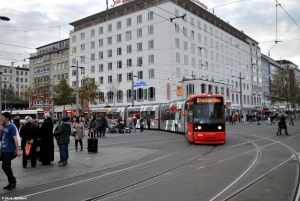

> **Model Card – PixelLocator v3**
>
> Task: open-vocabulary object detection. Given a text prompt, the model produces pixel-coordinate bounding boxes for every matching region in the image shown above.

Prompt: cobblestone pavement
[0,132,156,192]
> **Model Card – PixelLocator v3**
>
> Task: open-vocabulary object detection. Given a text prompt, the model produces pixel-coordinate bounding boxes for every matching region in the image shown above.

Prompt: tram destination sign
[196,98,221,103]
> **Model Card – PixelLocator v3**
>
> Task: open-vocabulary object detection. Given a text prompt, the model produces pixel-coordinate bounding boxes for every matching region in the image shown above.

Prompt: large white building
[69,0,262,114]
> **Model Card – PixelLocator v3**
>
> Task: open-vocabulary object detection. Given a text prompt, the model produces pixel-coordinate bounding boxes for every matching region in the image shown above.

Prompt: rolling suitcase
[87,138,98,153]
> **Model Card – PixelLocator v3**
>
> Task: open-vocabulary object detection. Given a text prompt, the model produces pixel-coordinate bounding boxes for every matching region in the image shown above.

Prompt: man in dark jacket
[54,116,71,167]
[276,114,289,136]
[96,116,103,137]
[39,113,54,165]
[13,113,20,131]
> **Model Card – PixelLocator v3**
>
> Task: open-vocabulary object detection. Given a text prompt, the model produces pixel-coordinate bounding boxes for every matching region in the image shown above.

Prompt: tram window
[170,111,175,120]
[188,105,193,123]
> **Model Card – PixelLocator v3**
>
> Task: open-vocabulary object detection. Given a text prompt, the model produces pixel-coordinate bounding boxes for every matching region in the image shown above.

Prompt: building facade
[0,64,30,110]
[28,39,70,112]
[69,0,263,114]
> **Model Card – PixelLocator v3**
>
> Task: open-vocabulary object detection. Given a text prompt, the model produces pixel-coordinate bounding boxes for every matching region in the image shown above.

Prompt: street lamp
[232,72,245,114]
[131,71,137,106]
[71,61,84,116]
[0,16,10,21]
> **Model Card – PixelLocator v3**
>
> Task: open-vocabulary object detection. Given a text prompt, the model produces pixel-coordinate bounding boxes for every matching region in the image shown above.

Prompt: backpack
[96,118,102,127]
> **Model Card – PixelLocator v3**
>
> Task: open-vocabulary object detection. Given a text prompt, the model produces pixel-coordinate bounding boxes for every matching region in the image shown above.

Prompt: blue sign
[134,80,147,87]
[233,106,239,110]
[134,90,136,100]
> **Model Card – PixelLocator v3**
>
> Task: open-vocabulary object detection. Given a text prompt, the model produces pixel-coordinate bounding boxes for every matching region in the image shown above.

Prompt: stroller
[108,122,118,133]
[108,121,126,133]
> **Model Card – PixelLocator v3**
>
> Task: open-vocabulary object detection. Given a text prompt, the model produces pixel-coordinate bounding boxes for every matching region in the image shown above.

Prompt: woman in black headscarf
[39,113,54,165]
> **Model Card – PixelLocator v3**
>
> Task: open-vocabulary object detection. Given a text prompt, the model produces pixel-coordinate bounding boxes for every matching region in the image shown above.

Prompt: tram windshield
[193,98,224,124]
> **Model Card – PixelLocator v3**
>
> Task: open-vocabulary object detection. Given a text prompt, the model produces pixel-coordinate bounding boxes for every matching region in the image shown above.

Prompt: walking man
[0,112,22,190]
[132,115,137,132]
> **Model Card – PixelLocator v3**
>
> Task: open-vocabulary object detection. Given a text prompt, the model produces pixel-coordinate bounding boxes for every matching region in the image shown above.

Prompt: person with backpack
[139,115,145,132]
[96,115,103,137]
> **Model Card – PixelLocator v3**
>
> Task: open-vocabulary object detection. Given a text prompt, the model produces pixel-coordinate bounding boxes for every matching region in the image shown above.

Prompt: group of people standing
[228,114,244,124]
[126,115,145,132]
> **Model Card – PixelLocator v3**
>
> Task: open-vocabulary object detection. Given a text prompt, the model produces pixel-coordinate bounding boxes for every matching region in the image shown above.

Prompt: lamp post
[131,71,137,106]
[71,61,84,116]
[0,72,3,115]
[233,72,244,114]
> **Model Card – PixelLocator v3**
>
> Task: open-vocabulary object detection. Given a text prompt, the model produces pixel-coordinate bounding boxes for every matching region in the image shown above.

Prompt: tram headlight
[198,126,201,130]
[218,126,222,130]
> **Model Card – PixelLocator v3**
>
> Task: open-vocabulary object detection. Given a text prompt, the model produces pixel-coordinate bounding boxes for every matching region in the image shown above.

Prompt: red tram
[185,94,226,144]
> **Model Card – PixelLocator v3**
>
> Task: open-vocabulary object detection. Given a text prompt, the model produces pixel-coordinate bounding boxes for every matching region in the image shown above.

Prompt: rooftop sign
[134,81,147,87]
[191,0,208,9]
[111,0,129,7]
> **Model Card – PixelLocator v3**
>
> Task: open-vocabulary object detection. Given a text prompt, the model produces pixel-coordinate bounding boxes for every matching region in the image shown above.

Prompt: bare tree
[106,80,120,106]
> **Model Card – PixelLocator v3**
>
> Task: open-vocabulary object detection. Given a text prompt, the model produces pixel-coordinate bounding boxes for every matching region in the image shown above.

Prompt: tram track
[215,128,300,201]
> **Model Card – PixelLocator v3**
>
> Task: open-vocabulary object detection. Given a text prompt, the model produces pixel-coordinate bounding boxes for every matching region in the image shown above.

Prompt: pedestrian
[139,116,145,132]
[232,114,236,124]
[72,116,85,152]
[0,112,22,190]
[88,115,97,138]
[289,112,294,126]
[54,116,71,167]
[257,115,261,125]
[39,113,54,165]
[229,115,232,124]
[276,114,289,136]
[246,114,249,122]
[96,115,103,137]
[19,116,38,168]
[101,116,108,137]
[267,115,272,125]
[127,116,132,128]
[270,114,275,125]
[12,113,20,132]
[238,114,241,123]
[132,115,137,132]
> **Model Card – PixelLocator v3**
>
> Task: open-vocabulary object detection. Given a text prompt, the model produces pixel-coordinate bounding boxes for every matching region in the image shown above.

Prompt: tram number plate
[198,134,203,136]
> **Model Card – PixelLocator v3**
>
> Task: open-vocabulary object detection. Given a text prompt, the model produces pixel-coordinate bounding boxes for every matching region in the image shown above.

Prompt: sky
[0,0,299,68]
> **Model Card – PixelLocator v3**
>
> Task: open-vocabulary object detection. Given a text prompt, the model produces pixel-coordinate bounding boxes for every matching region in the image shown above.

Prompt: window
[149,69,154,78]
[117,21,121,29]
[80,32,85,39]
[126,18,131,26]
[107,36,112,45]
[108,49,112,57]
[117,34,122,42]
[127,45,132,53]
[91,53,95,61]
[91,41,95,49]
[137,57,143,66]
[99,64,103,72]
[138,71,143,79]
[108,63,112,70]
[192,58,195,66]
[149,55,154,64]
[183,27,187,36]
[175,9,179,16]
[175,23,179,33]
[190,17,194,26]
[127,73,132,81]
[99,39,103,47]
[91,29,95,37]
[81,68,85,75]
[80,56,85,63]
[72,81,76,87]
[99,27,103,34]
[197,20,201,29]
[184,70,188,78]
[117,74,122,83]
[72,35,76,42]
[117,61,122,69]
[184,41,188,50]
[184,55,188,65]
[175,38,180,48]
[176,68,180,77]
[191,31,194,39]
[117,47,122,55]
[198,33,201,43]
[80,44,85,51]
[137,28,142,37]
[99,77,103,84]
[91,66,95,73]
[137,42,143,51]
[204,36,207,45]
[125,31,132,41]
[176,53,180,63]
[148,25,154,35]
[191,44,195,53]
[137,15,142,23]
[108,75,112,83]
[148,11,153,20]
[108,24,112,32]
[148,40,154,49]
[99,51,103,59]
[127,59,132,67]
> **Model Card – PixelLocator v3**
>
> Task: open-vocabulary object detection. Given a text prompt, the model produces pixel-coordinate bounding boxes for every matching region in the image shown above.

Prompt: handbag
[25,141,31,156]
